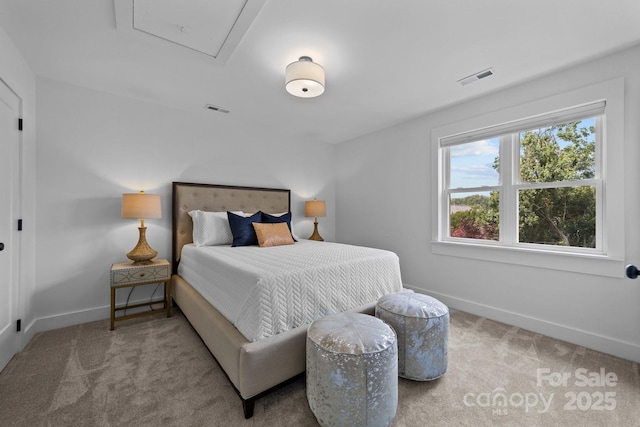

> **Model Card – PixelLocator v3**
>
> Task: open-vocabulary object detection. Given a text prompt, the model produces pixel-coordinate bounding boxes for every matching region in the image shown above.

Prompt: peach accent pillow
[252,222,295,247]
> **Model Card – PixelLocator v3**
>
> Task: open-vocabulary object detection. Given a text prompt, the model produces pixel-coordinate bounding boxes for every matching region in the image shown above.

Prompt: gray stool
[376,291,449,381]
[306,312,398,427]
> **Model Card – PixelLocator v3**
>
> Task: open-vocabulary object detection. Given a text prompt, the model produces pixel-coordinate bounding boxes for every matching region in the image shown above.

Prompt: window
[431,79,625,277]
[442,103,603,252]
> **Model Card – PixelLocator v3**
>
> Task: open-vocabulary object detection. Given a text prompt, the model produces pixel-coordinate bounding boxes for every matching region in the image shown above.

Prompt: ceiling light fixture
[285,56,325,98]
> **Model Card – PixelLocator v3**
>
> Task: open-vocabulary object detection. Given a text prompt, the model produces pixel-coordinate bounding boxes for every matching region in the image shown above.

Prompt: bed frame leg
[242,398,255,419]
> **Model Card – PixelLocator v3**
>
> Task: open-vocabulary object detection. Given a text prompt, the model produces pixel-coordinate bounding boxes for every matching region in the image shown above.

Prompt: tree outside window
[446,116,599,250]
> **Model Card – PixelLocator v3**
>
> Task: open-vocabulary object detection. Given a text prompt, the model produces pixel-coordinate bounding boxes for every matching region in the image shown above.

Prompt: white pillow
[188,210,243,246]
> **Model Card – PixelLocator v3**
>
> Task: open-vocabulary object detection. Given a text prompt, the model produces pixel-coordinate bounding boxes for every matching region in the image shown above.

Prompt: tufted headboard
[171,182,291,273]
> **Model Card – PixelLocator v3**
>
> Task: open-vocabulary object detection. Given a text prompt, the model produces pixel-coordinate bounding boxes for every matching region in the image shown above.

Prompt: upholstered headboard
[171,182,291,273]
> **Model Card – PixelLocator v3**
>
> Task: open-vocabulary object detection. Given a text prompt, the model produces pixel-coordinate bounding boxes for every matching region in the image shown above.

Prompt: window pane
[518,186,596,247]
[520,118,596,183]
[450,137,500,188]
[450,191,499,241]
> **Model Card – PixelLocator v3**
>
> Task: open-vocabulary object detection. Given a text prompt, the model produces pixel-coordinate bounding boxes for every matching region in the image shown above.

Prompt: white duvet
[178,240,403,342]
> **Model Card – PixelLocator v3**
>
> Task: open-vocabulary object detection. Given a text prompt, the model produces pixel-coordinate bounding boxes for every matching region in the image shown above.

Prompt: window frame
[443,113,603,252]
[431,79,625,278]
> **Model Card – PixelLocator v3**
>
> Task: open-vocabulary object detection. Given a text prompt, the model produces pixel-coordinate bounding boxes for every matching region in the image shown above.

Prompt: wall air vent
[205,104,230,114]
[457,68,495,86]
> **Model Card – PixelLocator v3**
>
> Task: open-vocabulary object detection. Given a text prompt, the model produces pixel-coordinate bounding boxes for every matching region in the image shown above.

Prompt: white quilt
[178,240,403,342]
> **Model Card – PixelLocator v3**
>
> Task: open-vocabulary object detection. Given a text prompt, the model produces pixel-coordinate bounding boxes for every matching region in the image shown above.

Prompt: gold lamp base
[127,226,157,265]
[308,220,324,241]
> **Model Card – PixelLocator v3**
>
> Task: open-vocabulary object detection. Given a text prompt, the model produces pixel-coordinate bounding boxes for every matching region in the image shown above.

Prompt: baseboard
[404,285,640,364]
[21,297,167,350]
[21,305,109,345]
[20,287,640,364]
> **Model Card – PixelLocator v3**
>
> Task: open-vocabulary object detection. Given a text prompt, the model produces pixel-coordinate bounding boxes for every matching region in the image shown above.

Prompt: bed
[171,182,403,418]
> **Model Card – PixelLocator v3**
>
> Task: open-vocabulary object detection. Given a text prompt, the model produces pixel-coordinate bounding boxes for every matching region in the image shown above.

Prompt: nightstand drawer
[110,259,171,287]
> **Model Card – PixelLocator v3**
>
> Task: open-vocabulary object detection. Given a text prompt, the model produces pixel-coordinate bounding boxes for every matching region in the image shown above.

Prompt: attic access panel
[114,0,266,62]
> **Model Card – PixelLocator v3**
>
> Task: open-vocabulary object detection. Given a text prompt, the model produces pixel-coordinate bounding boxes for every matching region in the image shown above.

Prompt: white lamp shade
[121,193,162,219]
[286,56,325,98]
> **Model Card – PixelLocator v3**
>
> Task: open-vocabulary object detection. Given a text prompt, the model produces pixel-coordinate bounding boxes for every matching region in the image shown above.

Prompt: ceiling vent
[457,68,495,86]
[205,104,230,114]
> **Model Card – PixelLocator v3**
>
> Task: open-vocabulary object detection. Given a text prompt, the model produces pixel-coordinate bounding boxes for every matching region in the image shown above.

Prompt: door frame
[0,77,22,371]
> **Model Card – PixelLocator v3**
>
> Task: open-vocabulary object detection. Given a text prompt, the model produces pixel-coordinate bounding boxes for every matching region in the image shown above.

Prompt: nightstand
[110,258,171,330]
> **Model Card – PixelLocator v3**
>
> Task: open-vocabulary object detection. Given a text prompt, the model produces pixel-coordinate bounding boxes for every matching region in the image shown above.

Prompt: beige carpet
[1,310,638,426]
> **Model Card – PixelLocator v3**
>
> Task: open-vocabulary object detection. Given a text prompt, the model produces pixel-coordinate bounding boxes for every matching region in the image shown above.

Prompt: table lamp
[121,191,161,264]
[305,198,326,241]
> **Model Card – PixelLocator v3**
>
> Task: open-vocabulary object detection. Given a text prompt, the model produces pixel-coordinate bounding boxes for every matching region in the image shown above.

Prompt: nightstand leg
[110,287,115,331]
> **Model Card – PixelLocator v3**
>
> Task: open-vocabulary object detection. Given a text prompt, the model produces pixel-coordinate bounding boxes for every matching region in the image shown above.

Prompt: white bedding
[177,240,403,342]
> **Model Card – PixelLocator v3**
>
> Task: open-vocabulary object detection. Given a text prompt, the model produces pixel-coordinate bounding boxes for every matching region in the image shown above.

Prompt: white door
[0,79,21,371]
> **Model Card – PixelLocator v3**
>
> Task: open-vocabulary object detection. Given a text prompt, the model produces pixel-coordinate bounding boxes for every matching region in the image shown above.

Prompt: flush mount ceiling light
[285,56,325,98]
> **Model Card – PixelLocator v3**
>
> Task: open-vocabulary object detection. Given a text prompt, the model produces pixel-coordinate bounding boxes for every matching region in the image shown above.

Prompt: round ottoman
[376,291,449,381]
[306,312,398,427]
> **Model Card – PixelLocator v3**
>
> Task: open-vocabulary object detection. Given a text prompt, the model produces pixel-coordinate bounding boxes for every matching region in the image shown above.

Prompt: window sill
[431,240,624,278]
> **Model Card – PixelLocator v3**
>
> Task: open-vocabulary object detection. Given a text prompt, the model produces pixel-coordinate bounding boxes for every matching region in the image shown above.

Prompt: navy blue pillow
[261,211,297,241]
[227,211,262,247]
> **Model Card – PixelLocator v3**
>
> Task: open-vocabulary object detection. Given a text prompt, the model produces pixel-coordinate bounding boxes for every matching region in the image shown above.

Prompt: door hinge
[18,219,22,231]
[18,118,23,131]
[16,319,21,332]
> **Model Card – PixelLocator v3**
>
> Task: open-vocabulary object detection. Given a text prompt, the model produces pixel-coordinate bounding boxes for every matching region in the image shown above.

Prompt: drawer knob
[140,273,145,277]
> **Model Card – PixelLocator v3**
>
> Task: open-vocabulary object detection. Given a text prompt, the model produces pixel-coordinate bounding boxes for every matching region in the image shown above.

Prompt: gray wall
[5,20,639,363]
[32,77,336,331]
[335,45,640,362]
